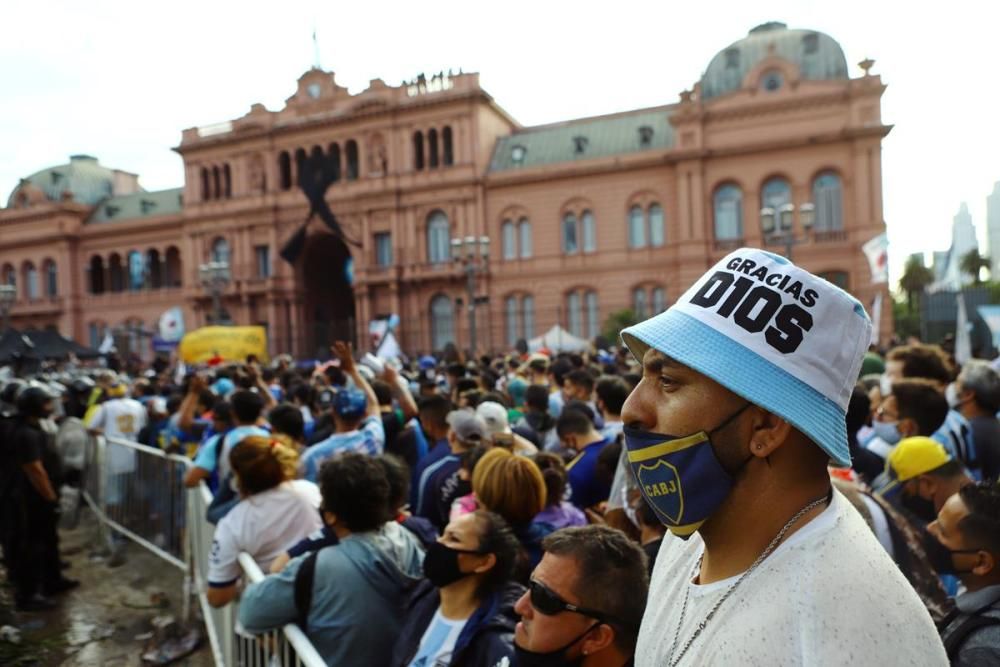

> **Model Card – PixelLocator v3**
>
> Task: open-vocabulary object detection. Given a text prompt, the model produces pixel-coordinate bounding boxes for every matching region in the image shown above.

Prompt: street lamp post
[760,202,815,261]
[0,284,15,332]
[451,235,490,356]
[199,260,231,325]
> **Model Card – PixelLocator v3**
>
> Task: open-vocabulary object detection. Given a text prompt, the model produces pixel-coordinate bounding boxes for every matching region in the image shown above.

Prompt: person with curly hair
[205,434,321,607]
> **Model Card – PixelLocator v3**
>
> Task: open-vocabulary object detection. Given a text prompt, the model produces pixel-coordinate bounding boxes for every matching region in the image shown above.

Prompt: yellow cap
[886,437,951,483]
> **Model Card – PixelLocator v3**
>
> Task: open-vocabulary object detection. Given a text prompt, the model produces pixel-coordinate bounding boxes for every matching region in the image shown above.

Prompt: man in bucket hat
[620,249,947,665]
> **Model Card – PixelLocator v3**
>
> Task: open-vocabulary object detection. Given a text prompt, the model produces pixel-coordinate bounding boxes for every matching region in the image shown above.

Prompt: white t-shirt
[635,490,948,666]
[207,480,322,586]
[87,398,147,473]
[407,609,468,667]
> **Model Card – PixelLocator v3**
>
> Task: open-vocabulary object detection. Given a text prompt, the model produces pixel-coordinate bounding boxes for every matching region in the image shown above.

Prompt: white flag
[955,292,972,365]
[862,232,889,284]
[376,331,402,362]
[159,307,186,343]
[98,330,115,354]
[870,292,883,346]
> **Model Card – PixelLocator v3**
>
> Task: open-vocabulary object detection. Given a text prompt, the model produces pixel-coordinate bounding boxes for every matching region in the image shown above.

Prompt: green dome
[700,22,849,101]
[7,155,121,207]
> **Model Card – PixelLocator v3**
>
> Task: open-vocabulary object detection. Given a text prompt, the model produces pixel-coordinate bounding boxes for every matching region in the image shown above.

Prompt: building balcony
[10,296,64,316]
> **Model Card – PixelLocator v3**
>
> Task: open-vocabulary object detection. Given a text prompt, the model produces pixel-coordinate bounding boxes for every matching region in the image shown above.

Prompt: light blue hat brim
[621,309,850,467]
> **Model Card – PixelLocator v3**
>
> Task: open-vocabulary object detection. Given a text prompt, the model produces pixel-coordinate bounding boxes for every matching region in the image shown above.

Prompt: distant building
[987,182,1000,277]
[935,202,980,288]
[0,21,894,358]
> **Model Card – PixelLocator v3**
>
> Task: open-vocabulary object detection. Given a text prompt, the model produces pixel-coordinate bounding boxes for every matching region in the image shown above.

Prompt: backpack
[293,550,319,633]
[944,610,1000,660]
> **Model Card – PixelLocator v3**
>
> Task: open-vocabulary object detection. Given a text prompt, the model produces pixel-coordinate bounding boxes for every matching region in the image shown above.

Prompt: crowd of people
[1,247,1000,665]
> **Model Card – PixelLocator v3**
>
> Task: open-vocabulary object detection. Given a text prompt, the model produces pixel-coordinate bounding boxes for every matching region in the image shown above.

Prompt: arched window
[108,254,125,293]
[327,143,342,183]
[413,131,425,171]
[713,184,744,241]
[147,249,162,289]
[518,218,532,259]
[628,205,646,248]
[652,287,666,313]
[430,294,454,351]
[345,140,359,180]
[426,211,450,264]
[633,287,648,319]
[223,164,232,198]
[211,238,230,265]
[88,256,104,294]
[23,262,38,300]
[562,213,578,254]
[582,210,596,253]
[761,177,792,211]
[428,128,440,168]
[585,291,599,339]
[43,259,57,297]
[212,166,221,200]
[813,171,843,231]
[165,246,182,287]
[648,204,665,247]
[128,250,145,291]
[442,126,454,166]
[88,322,105,349]
[294,147,307,175]
[523,295,535,339]
[502,220,516,260]
[278,151,292,190]
[506,295,519,345]
[567,292,582,336]
[3,264,15,290]
[200,167,210,201]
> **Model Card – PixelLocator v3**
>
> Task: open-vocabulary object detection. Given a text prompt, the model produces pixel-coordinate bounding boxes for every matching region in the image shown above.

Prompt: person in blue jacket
[392,510,524,667]
[239,452,425,666]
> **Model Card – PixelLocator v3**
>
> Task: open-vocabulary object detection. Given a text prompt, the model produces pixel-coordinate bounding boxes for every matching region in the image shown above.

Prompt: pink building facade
[0,22,892,359]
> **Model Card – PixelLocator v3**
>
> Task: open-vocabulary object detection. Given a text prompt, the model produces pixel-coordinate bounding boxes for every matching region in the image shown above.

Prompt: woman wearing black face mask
[392,510,524,667]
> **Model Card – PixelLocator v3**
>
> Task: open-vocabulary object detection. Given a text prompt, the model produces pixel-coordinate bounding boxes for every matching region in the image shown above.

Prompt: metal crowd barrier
[83,434,325,667]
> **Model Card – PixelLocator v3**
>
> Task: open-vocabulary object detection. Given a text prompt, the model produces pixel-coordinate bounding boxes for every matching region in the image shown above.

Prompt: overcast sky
[3,1,998,283]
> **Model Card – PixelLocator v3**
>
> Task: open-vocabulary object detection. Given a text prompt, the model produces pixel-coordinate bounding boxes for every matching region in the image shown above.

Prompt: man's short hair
[887,344,954,385]
[375,454,410,512]
[318,452,390,532]
[446,363,467,379]
[549,359,573,387]
[418,394,453,429]
[230,389,264,424]
[541,526,649,655]
[524,385,550,412]
[268,403,304,441]
[595,376,630,416]
[959,360,1000,413]
[564,369,595,394]
[957,482,1000,554]
[892,379,949,436]
[556,408,596,438]
[371,380,394,407]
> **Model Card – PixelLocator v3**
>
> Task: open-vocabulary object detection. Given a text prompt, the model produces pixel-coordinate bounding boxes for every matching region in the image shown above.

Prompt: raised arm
[332,342,378,420]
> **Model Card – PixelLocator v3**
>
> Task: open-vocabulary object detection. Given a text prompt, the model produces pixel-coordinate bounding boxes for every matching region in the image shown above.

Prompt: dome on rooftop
[6,155,139,208]
[700,22,849,101]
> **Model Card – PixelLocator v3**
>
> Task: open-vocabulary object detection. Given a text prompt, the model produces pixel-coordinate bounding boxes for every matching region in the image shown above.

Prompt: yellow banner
[177,326,269,364]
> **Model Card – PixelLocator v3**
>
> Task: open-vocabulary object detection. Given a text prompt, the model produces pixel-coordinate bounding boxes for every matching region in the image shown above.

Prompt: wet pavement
[0,509,212,666]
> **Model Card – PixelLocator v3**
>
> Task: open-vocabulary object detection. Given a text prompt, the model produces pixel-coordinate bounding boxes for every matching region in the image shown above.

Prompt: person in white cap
[619,249,947,666]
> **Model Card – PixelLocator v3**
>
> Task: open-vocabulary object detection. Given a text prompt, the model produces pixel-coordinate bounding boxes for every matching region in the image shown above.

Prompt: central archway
[301,232,356,357]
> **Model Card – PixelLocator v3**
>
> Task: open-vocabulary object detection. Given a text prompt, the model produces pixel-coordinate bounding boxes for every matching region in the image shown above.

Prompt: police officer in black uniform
[2,385,78,610]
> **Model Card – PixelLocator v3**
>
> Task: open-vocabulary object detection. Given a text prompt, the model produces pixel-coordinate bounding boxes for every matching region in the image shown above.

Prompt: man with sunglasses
[618,249,947,665]
[513,525,648,666]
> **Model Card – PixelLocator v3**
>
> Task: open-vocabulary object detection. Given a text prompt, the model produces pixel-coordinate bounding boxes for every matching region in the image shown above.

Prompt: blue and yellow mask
[623,403,750,539]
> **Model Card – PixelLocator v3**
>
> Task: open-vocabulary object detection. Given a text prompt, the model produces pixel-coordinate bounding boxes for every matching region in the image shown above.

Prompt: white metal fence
[82,435,326,667]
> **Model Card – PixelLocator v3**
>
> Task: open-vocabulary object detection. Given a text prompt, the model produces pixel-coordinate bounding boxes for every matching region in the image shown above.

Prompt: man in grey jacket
[928,482,1000,665]
[239,452,424,666]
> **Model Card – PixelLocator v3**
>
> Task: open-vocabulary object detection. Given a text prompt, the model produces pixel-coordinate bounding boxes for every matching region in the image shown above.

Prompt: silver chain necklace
[664,492,831,667]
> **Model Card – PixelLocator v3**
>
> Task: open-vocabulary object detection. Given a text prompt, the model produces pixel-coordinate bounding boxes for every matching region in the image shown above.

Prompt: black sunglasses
[528,580,615,624]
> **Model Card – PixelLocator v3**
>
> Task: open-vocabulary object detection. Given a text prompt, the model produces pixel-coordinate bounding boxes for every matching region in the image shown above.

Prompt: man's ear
[322,510,337,528]
[898,418,918,440]
[972,549,996,578]
[579,623,616,658]
[748,408,793,459]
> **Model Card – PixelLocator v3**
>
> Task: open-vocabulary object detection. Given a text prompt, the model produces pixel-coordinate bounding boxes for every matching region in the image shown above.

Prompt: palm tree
[959,249,990,285]
[898,255,934,312]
